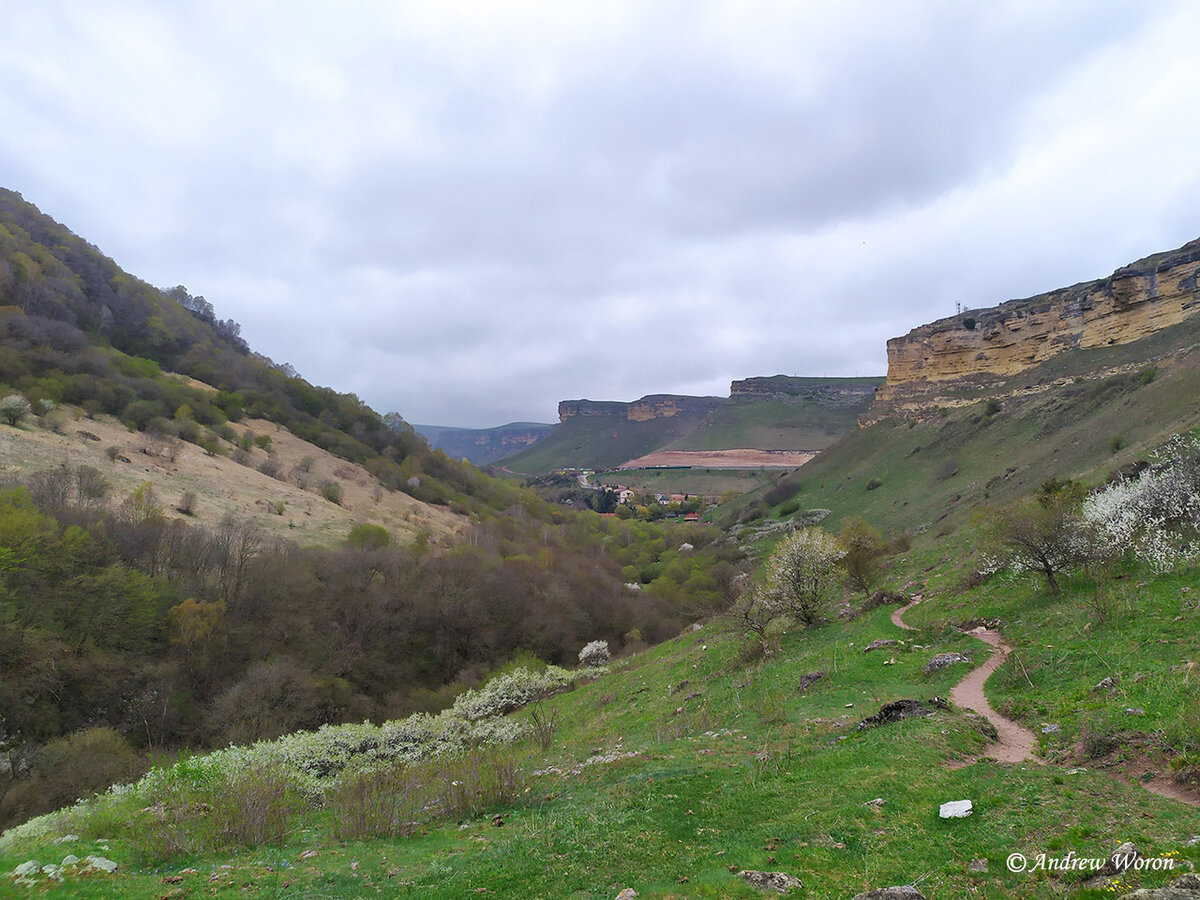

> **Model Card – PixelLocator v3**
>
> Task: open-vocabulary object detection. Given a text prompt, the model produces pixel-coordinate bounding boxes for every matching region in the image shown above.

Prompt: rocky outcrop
[1122,872,1200,899]
[628,394,724,422]
[878,237,1200,403]
[730,375,881,407]
[558,395,723,423]
[557,400,629,420]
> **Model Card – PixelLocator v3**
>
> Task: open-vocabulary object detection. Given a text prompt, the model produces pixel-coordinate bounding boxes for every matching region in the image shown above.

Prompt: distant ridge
[500,377,882,474]
[415,422,555,466]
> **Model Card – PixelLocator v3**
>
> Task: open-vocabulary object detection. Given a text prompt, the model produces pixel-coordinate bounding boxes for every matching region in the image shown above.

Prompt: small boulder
[614,890,639,900]
[797,671,826,692]
[13,861,40,877]
[968,858,988,873]
[858,699,942,730]
[864,639,900,653]
[924,652,969,675]
[1124,707,1146,716]
[864,798,887,807]
[737,870,803,893]
[852,888,927,900]
[1082,842,1140,889]
[1041,724,1061,734]
[1093,675,1118,692]
[939,799,973,818]
[1116,871,1200,898]
[61,855,80,867]
[84,855,118,874]
[52,834,80,845]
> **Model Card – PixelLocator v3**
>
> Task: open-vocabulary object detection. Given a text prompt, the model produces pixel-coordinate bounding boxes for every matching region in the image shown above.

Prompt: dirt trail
[892,599,1037,763]
[950,629,1041,764]
[891,596,921,631]
[892,602,1200,805]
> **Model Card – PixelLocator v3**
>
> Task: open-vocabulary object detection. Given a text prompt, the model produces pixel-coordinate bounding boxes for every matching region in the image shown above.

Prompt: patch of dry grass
[0,407,463,547]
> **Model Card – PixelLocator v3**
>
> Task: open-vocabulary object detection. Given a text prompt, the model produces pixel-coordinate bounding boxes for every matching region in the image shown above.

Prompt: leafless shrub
[328,765,424,841]
[211,766,304,848]
[528,700,557,750]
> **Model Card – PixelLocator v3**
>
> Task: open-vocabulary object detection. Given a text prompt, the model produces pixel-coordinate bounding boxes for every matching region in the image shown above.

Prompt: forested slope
[0,189,746,829]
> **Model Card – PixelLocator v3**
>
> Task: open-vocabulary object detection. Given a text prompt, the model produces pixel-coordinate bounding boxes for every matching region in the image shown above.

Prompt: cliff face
[557,400,628,420]
[878,238,1200,402]
[559,395,723,423]
[731,375,882,407]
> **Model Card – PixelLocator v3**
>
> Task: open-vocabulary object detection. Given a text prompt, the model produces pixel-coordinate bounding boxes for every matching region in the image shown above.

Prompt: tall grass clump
[328,749,527,841]
[328,765,425,840]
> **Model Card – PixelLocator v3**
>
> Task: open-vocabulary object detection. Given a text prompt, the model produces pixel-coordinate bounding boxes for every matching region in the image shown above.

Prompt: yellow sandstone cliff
[878,237,1200,402]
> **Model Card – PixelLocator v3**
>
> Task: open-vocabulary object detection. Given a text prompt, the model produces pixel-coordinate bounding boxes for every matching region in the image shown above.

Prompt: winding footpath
[892,597,1198,805]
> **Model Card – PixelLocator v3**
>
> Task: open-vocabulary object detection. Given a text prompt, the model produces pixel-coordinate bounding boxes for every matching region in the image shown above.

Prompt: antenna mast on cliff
[955,301,962,315]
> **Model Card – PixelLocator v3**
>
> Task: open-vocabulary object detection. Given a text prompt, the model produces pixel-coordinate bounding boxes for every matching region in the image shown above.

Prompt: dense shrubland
[4,665,582,861]
[0,471,740,829]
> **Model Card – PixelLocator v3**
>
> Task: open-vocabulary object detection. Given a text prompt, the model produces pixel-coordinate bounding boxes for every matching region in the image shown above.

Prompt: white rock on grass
[939,799,973,818]
[13,861,40,877]
[61,855,80,867]
[84,855,118,874]
[52,834,80,845]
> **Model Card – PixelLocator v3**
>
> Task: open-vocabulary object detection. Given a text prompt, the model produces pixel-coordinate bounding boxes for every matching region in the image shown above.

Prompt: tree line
[0,466,742,828]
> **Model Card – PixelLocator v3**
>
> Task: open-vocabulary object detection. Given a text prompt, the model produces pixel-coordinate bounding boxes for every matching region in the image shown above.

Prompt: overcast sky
[4,2,1200,427]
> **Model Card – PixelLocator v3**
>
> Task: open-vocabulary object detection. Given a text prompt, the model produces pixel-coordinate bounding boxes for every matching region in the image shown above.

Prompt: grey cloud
[1,2,1198,428]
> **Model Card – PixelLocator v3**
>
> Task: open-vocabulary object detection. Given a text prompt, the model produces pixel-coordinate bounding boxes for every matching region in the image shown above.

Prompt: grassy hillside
[731,314,1200,541]
[0,411,462,546]
[502,378,881,475]
[500,413,712,474]
[4,559,1197,897]
[668,395,868,452]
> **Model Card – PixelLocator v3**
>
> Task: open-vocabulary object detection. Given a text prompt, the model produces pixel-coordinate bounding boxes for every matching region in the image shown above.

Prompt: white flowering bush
[726,527,844,646]
[451,665,575,720]
[0,393,31,426]
[578,640,611,667]
[1081,435,1200,572]
[7,664,599,852]
[761,527,844,625]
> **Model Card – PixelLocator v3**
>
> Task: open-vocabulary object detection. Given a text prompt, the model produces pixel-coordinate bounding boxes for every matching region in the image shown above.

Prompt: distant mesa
[729,375,881,406]
[558,395,724,423]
